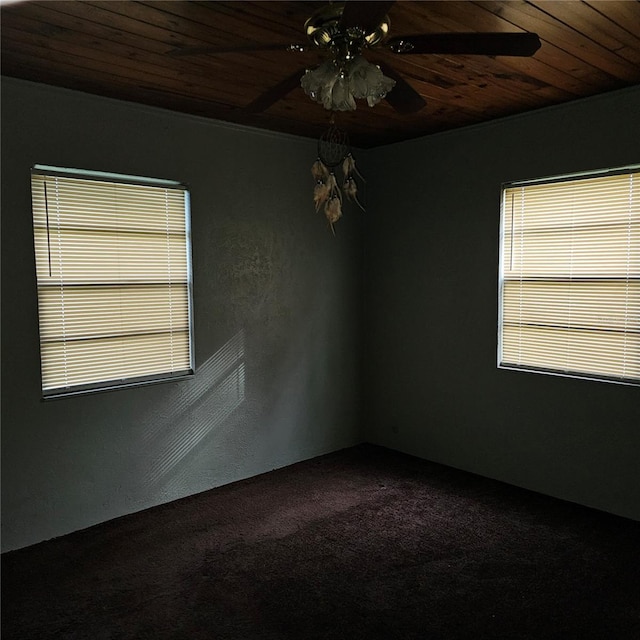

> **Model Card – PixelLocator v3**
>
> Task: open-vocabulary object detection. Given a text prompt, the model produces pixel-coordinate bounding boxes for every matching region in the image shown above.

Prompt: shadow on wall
[138,330,246,493]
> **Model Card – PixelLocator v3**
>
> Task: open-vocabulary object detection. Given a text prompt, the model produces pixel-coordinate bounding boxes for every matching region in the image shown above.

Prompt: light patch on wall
[140,330,245,490]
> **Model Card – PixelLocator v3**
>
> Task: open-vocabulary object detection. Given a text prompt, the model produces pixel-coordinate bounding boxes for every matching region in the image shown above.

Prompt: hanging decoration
[312,118,365,234]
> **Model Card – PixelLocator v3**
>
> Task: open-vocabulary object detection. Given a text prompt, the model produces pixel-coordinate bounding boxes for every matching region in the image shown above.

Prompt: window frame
[497,164,639,387]
[31,165,195,399]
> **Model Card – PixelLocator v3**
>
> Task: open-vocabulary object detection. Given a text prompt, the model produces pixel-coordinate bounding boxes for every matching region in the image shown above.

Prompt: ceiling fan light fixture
[304,3,390,50]
[301,56,396,111]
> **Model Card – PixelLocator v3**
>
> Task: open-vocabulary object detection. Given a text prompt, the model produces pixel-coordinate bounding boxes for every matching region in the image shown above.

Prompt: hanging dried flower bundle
[312,122,365,234]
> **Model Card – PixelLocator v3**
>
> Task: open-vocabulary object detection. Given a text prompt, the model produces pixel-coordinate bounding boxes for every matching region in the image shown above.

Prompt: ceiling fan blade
[240,68,307,113]
[339,0,395,34]
[378,63,427,115]
[387,32,541,57]
[168,42,309,57]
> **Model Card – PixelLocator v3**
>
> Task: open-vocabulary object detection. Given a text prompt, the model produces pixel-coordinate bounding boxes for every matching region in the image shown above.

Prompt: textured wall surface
[363,86,640,521]
[1,78,365,551]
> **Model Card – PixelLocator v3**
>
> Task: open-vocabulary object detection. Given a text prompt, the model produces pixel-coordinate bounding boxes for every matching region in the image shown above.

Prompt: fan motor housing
[304,3,390,57]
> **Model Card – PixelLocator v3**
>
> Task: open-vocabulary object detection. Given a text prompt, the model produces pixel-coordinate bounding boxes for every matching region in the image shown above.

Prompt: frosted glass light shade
[301,56,395,111]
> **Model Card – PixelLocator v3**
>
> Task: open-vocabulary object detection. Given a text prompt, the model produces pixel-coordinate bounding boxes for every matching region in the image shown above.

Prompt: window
[498,166,639,385]
[31,166,194,398]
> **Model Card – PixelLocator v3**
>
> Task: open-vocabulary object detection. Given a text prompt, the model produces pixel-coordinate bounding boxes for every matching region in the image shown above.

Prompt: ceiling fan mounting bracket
[388,39,414,54]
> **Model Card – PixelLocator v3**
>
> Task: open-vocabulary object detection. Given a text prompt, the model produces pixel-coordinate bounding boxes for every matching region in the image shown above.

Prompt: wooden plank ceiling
[2,0,640,147]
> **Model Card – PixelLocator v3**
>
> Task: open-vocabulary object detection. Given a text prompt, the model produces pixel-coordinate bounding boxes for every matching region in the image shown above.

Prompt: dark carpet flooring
[2,444,639,639]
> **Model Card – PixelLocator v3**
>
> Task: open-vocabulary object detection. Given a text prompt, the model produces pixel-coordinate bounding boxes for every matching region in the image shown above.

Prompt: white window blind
[31,167,194,397]
[499,167,639,384]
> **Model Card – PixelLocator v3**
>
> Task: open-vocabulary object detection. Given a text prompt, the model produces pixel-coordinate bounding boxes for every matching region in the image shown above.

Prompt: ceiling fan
[170,1,541,115]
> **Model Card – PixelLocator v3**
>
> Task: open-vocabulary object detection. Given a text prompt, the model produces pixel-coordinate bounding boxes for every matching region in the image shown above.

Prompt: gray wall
[1,78,365,552]
[2,78,638,553]
[364,86,640,521]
